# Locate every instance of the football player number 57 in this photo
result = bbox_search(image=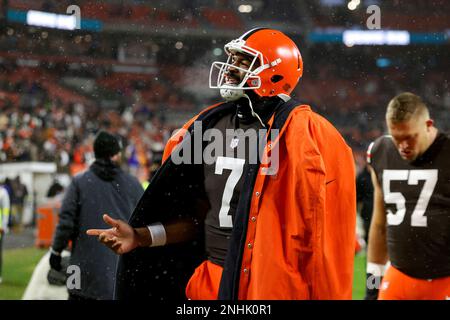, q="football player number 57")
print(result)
[383,169,438,227]
[215,156,245,228]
